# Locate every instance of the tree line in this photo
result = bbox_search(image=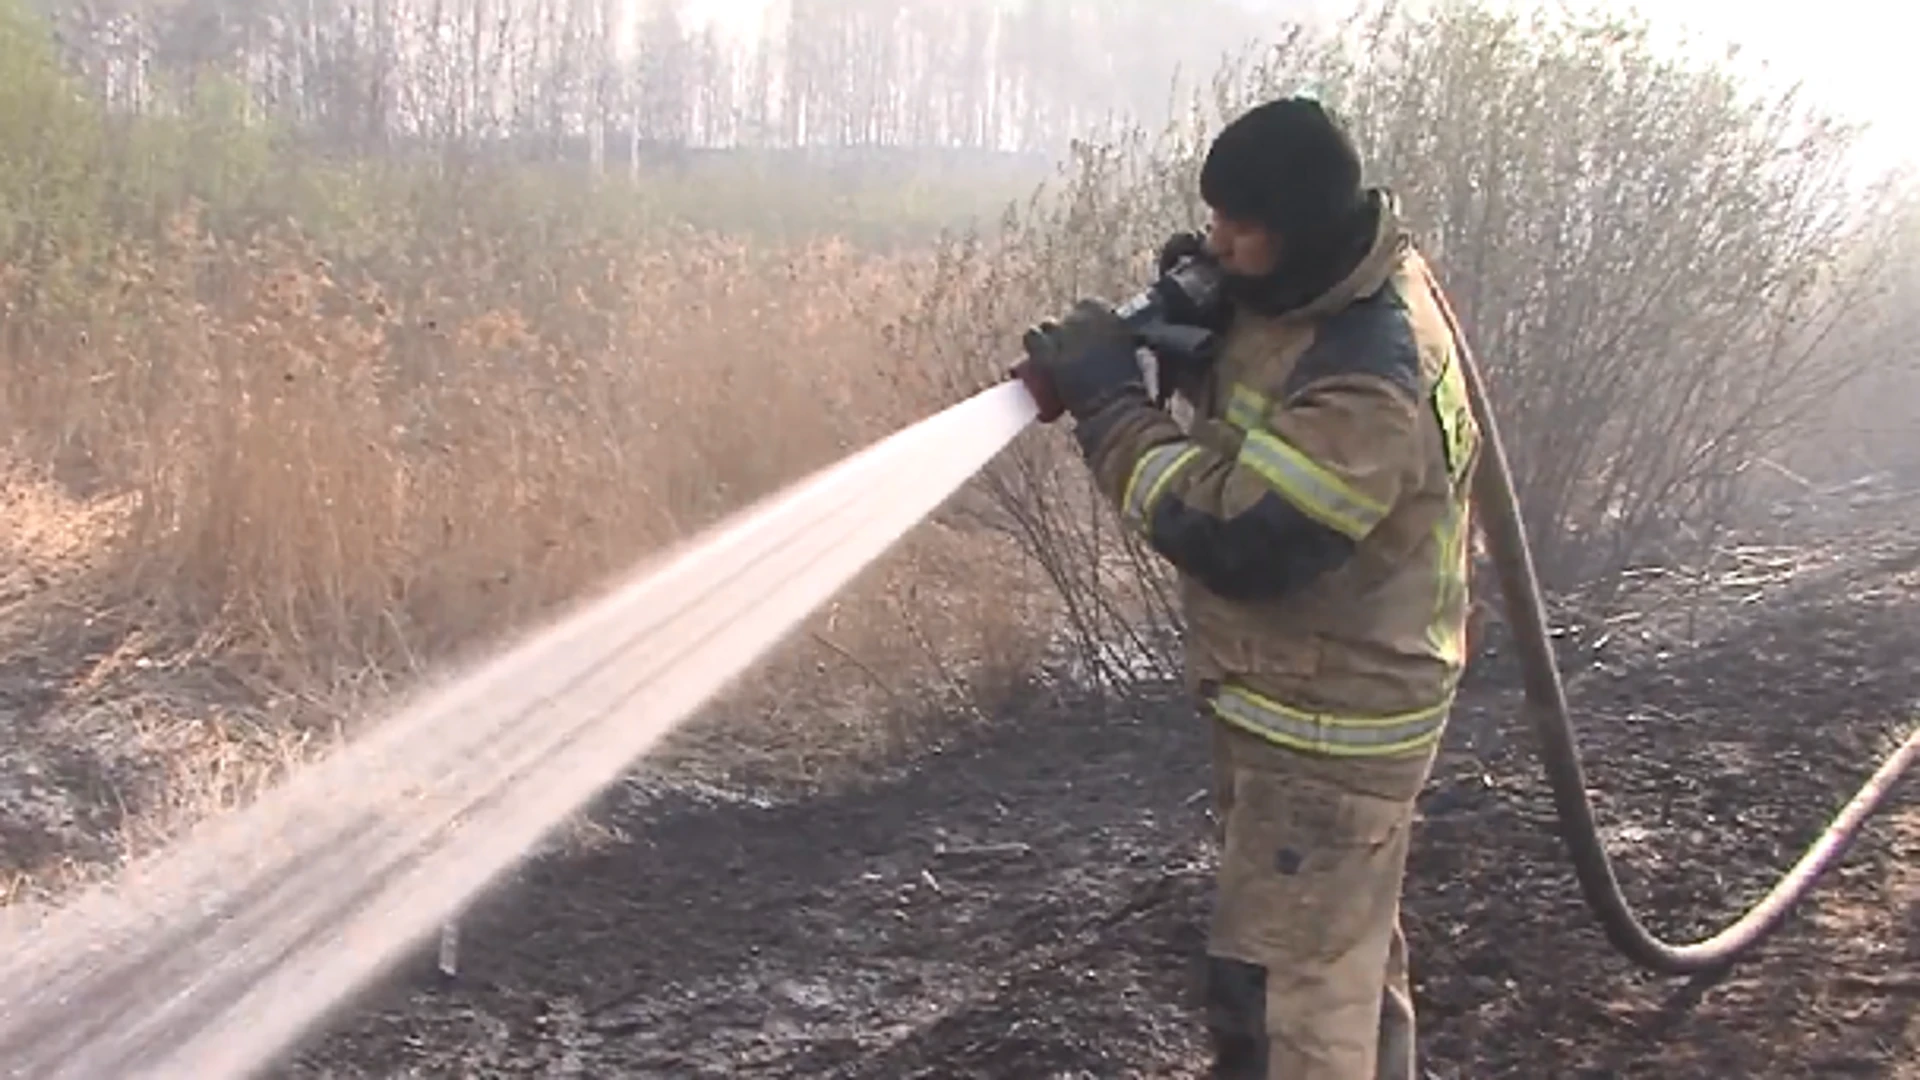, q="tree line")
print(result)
[35,0,1281,160]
